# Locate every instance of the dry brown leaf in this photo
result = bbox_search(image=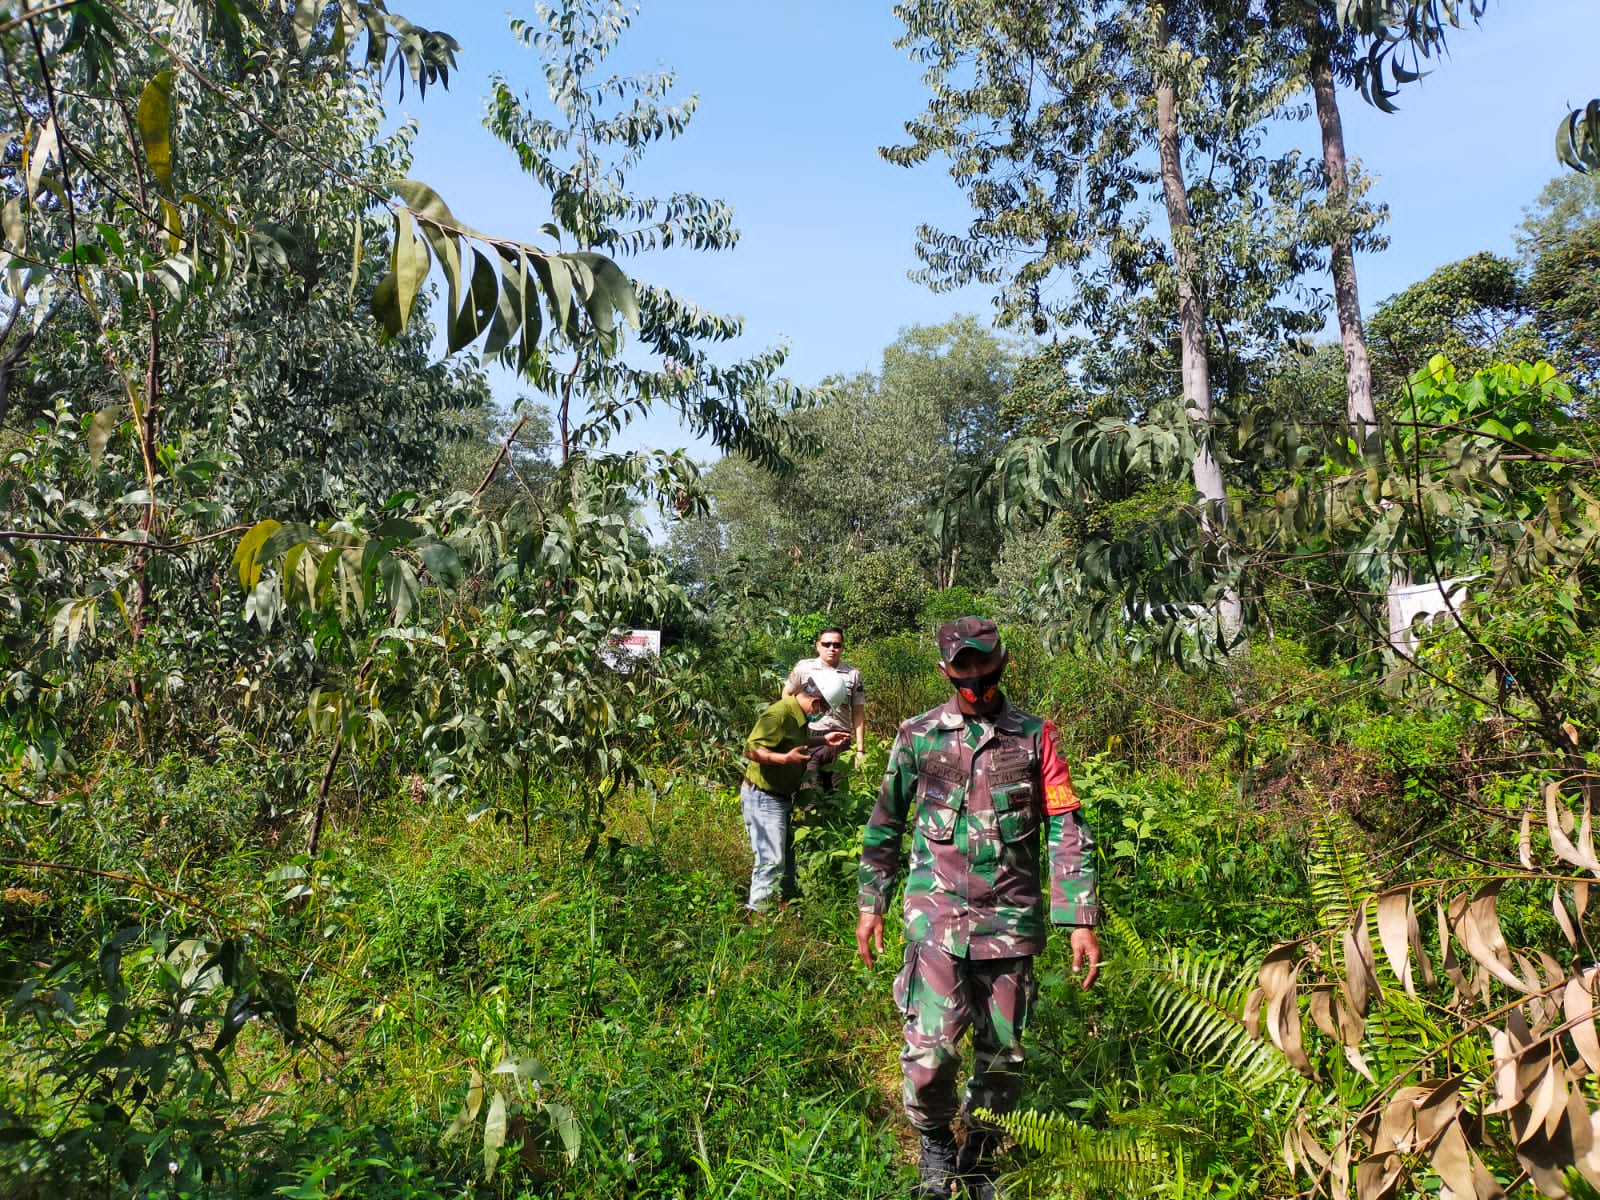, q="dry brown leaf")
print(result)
[1441,897,1470,999]
[1582,795,1597,875]
[1515,1091,1588,1199]
[1310,984,1339,1041]
[1469,1153,1507,1200]
[1568,1088,1596,1175]
[1511,1009,1536,1048]
[1546,782,1600,876]
[1257,945,1311,1073]
[1487,1028,1524,1114]
[1553,884,1581,950]
[1377,890,1417,997]
[1569,970,1600,1078]
[1521,808,1535,870]
[1540,951,1568,987]
[1375,1086,1427,1153]
[1296,1114,1332,1170]
[1331,1131,1353,1198]
[1515,951,1547,996]
[1268,962,1313,1077]
[1344,1043,1376,1082]
[1523,1062,1566,1145]
[1243,985,1265,1040]
[1343,901,1383,1016]
[1356,1152,1403,1200]
[1563,720,1581,746]
[1430,1120,1478,1198]
[1336,991,1367,1047]
[1576,881,1590,922]
[1417,1078,1463,1147]
[1456,881,1535,994]
[1577,1106,1600,1189]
